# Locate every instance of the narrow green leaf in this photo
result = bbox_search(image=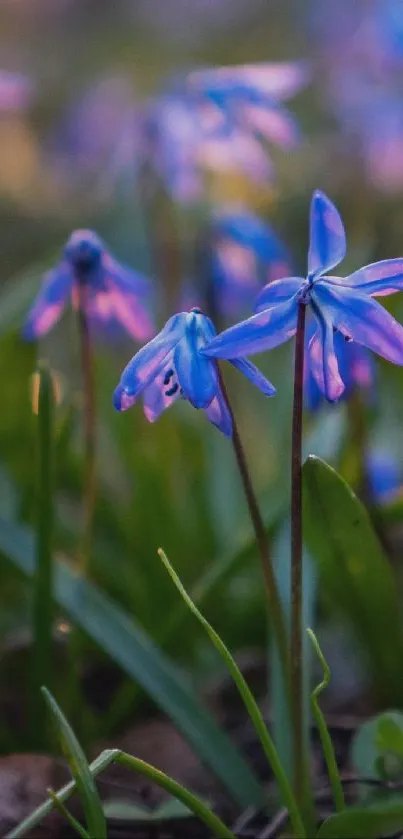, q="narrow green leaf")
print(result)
[157,549,305,839]
[42,688,107,839]
[317,800,403,838]
[47,788,90,838]
[30,363,54,749]
[8,748,234,839]
[0,516,262,808]
[303,456,403,703]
